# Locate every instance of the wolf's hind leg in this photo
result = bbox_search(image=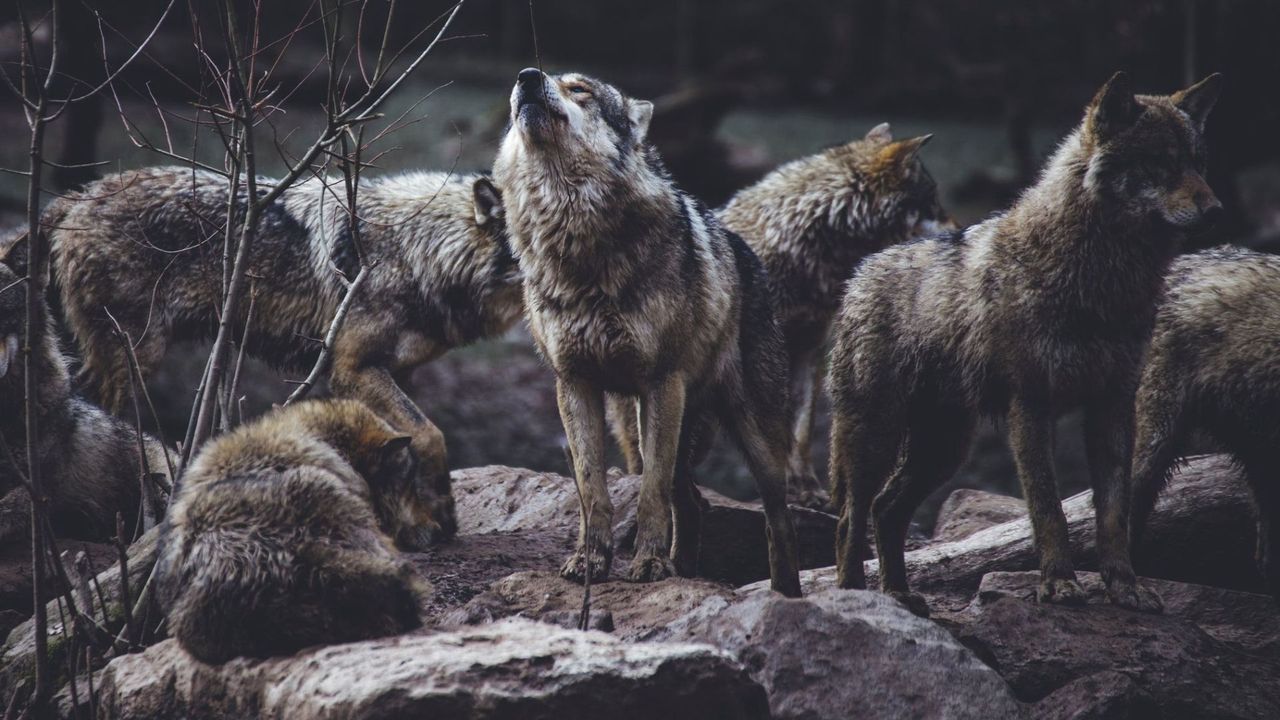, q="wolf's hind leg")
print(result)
[829,404,902,591]
[786,351,831,510]
[628,375,686,583]
[556,377,614,584]
[871,404,971,616]
[606,394,643,475]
